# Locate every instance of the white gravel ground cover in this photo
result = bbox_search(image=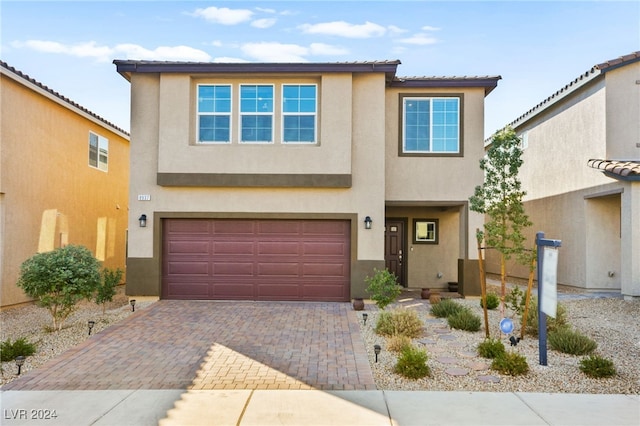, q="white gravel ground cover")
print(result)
[360,287,640,394]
